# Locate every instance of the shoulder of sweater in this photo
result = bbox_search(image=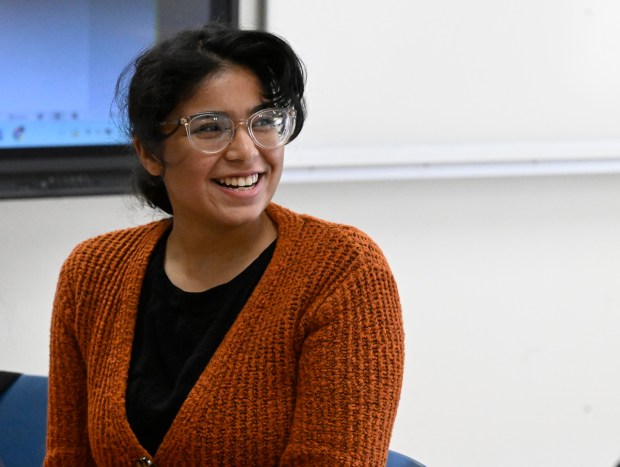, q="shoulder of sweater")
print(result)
[268,203,389,268]
[62,219,170,274]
